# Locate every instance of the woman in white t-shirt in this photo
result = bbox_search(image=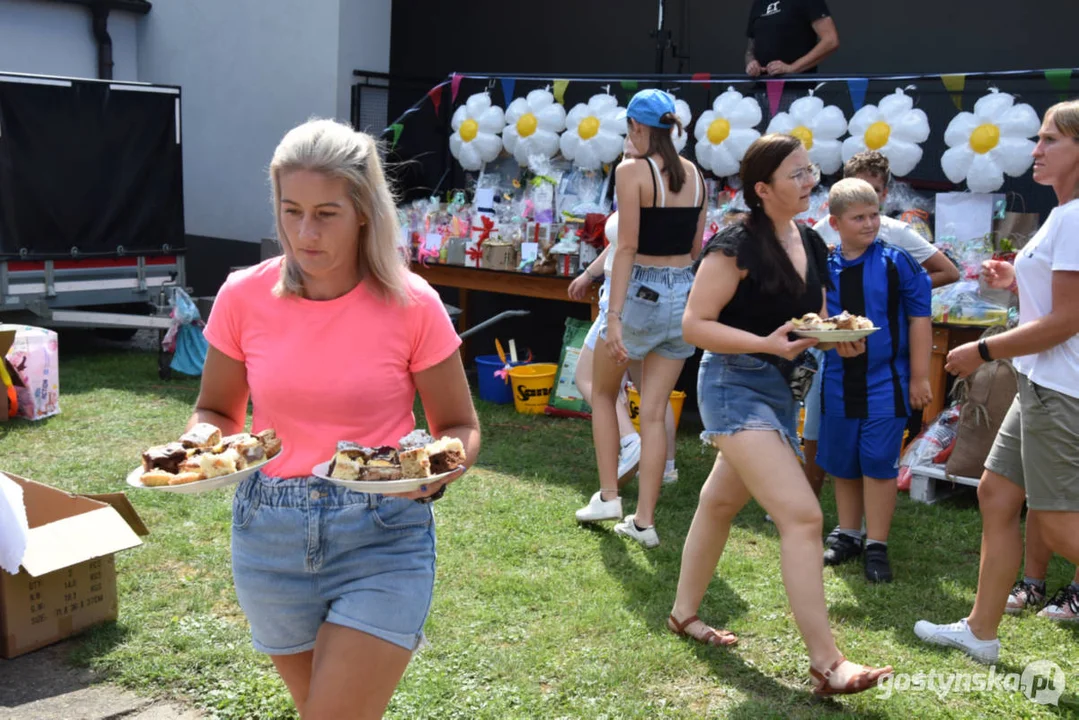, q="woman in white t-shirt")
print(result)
[915,100,1079,664]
